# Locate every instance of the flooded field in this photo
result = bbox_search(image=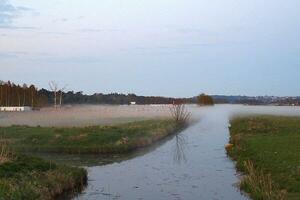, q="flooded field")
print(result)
[71,105,300,200]
[4,105,300,200]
